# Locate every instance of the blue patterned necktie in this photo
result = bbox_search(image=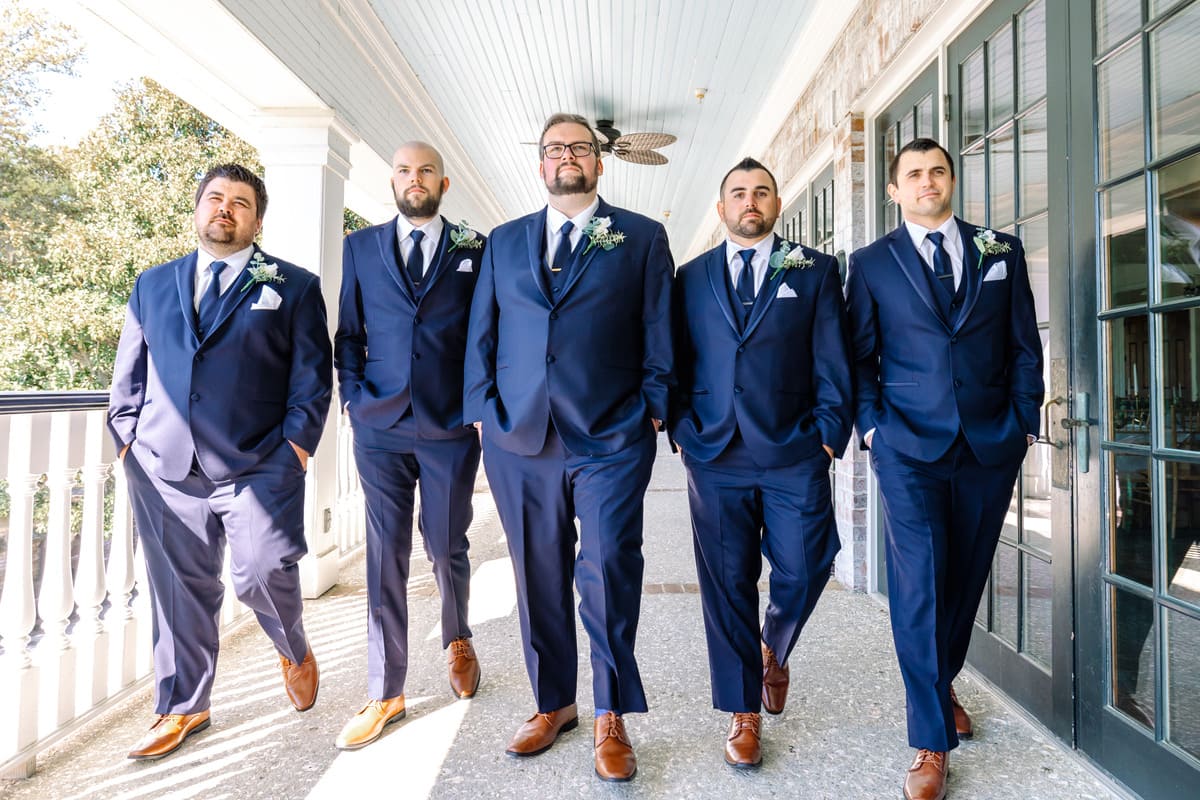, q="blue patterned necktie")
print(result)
[735,249,756,320]
[407,229,426,284]
[197,260,227,337]
[551,220,574,273]
[926,231,954,299]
